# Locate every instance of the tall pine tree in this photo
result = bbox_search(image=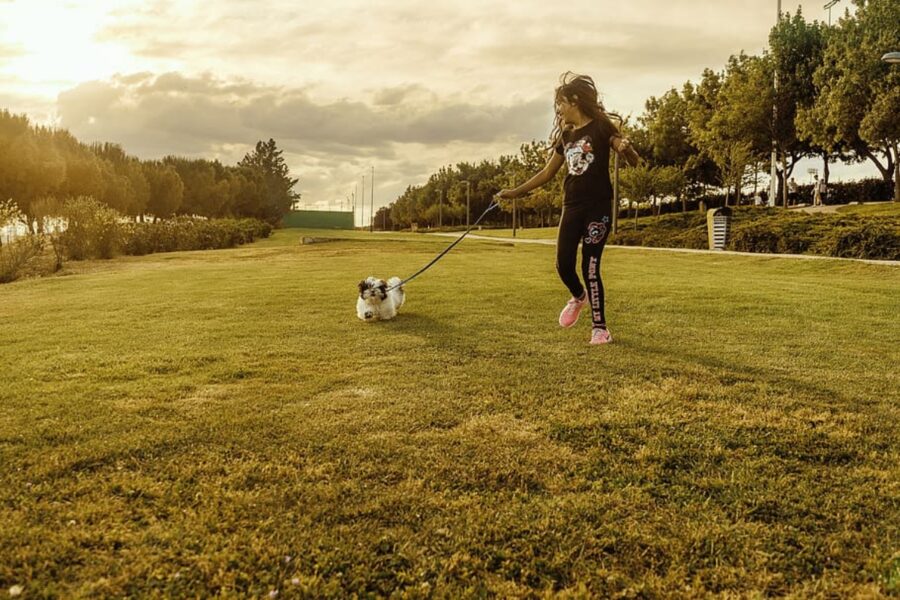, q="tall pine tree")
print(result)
[238,139,300,224]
